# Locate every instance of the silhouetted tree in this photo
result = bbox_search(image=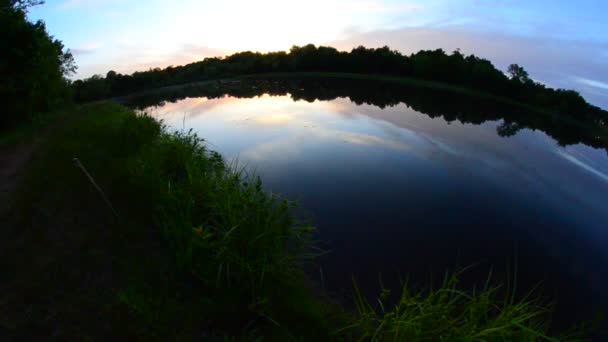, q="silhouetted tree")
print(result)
[507,64,530,83]
[1,0,75,128]
[496,121,523,137]
[2,0,43,11]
